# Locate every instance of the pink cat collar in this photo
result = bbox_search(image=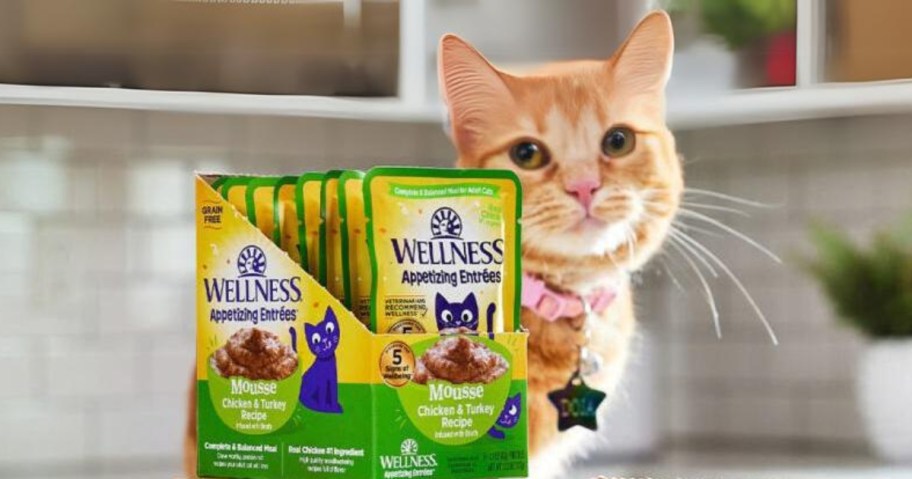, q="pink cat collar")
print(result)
[521,273,617,322]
